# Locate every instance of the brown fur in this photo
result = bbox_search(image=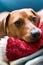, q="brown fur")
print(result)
[0,9,40,42]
